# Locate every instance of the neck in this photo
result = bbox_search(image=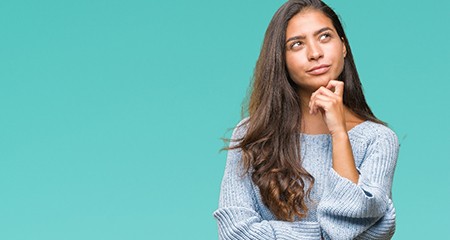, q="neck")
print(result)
[298,90,329,134]
[300,110,330,135]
